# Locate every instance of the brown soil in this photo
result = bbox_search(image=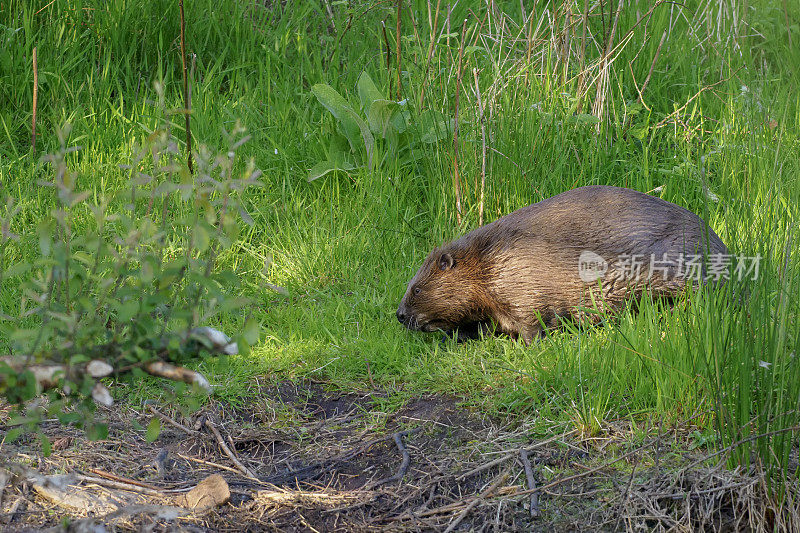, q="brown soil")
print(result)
[0,379,792,532]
